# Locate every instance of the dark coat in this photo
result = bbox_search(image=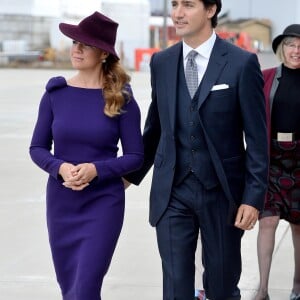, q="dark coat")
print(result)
[127,36,269,226]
